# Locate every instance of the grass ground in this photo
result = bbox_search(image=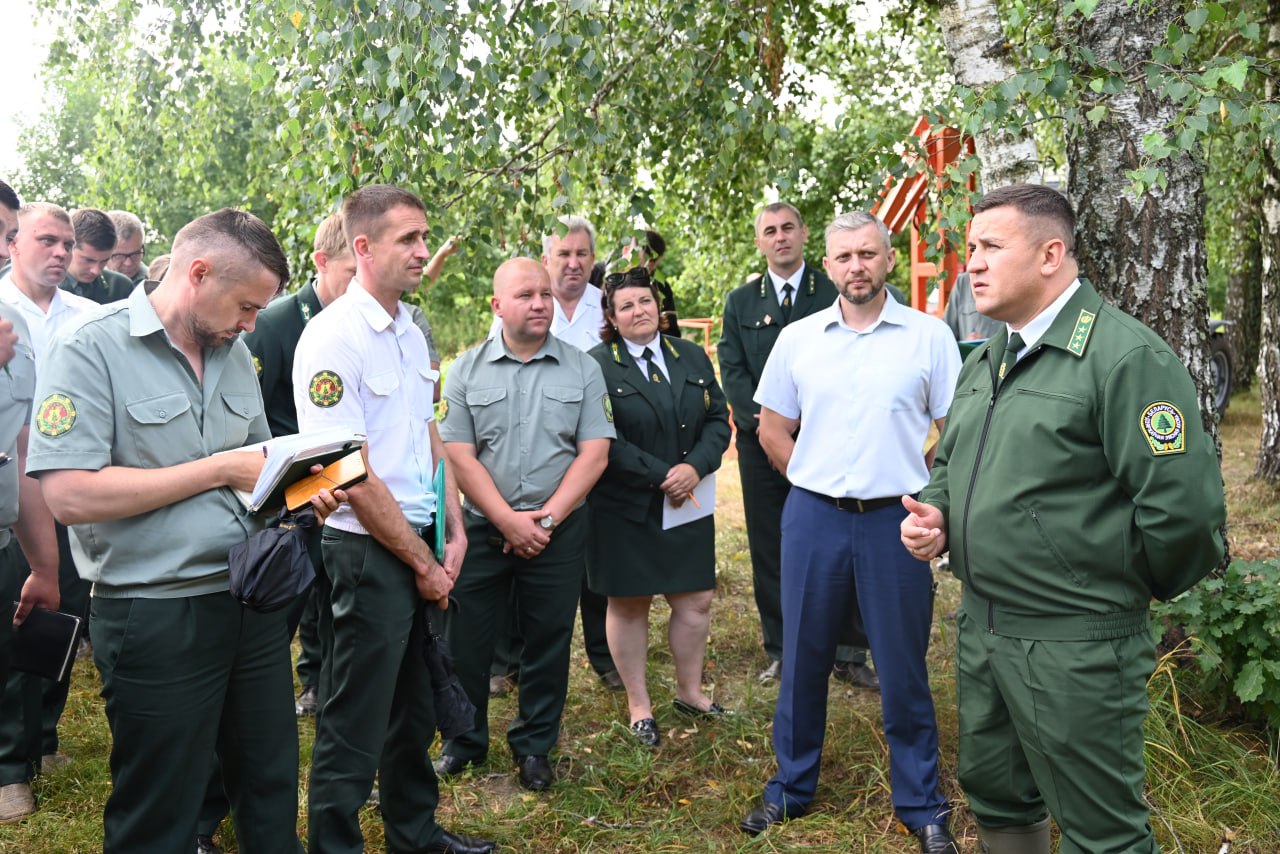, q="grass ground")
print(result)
[4,392,1280,852]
